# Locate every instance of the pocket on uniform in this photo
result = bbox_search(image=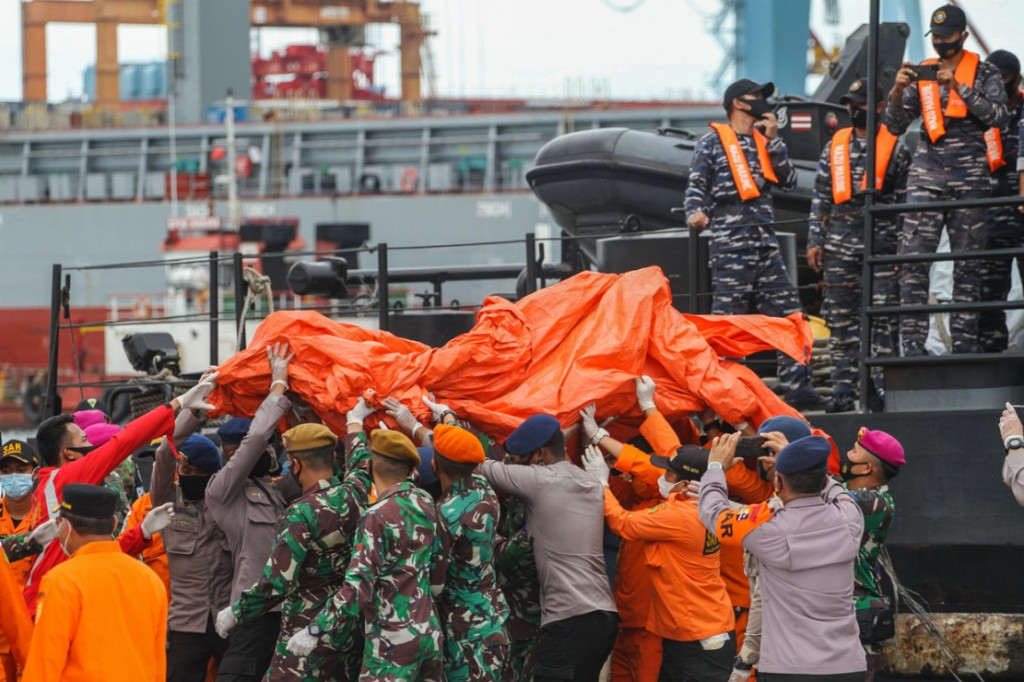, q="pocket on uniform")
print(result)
[245,497,278,525]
